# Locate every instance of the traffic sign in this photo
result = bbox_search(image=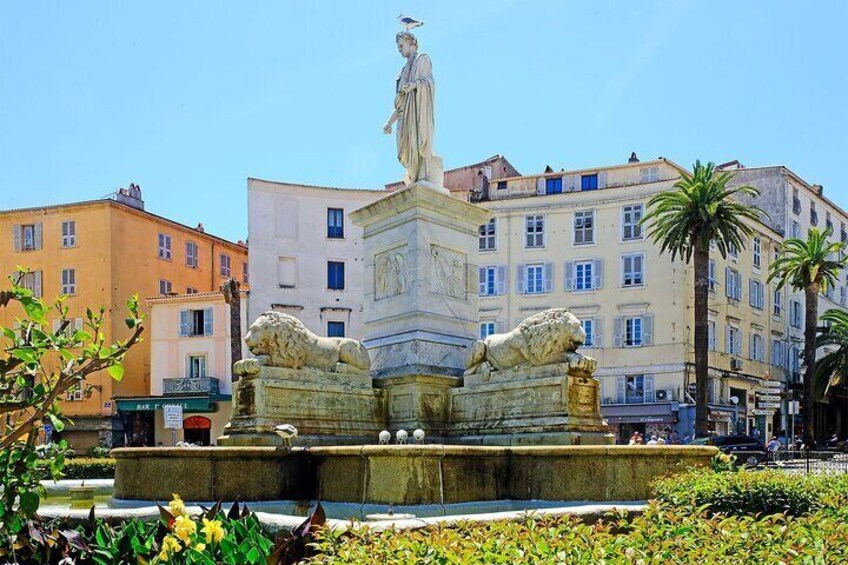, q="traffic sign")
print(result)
[759,381,784,390]
[751,409,772,416]
[757,394,782,402]
[163,405,184,429]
